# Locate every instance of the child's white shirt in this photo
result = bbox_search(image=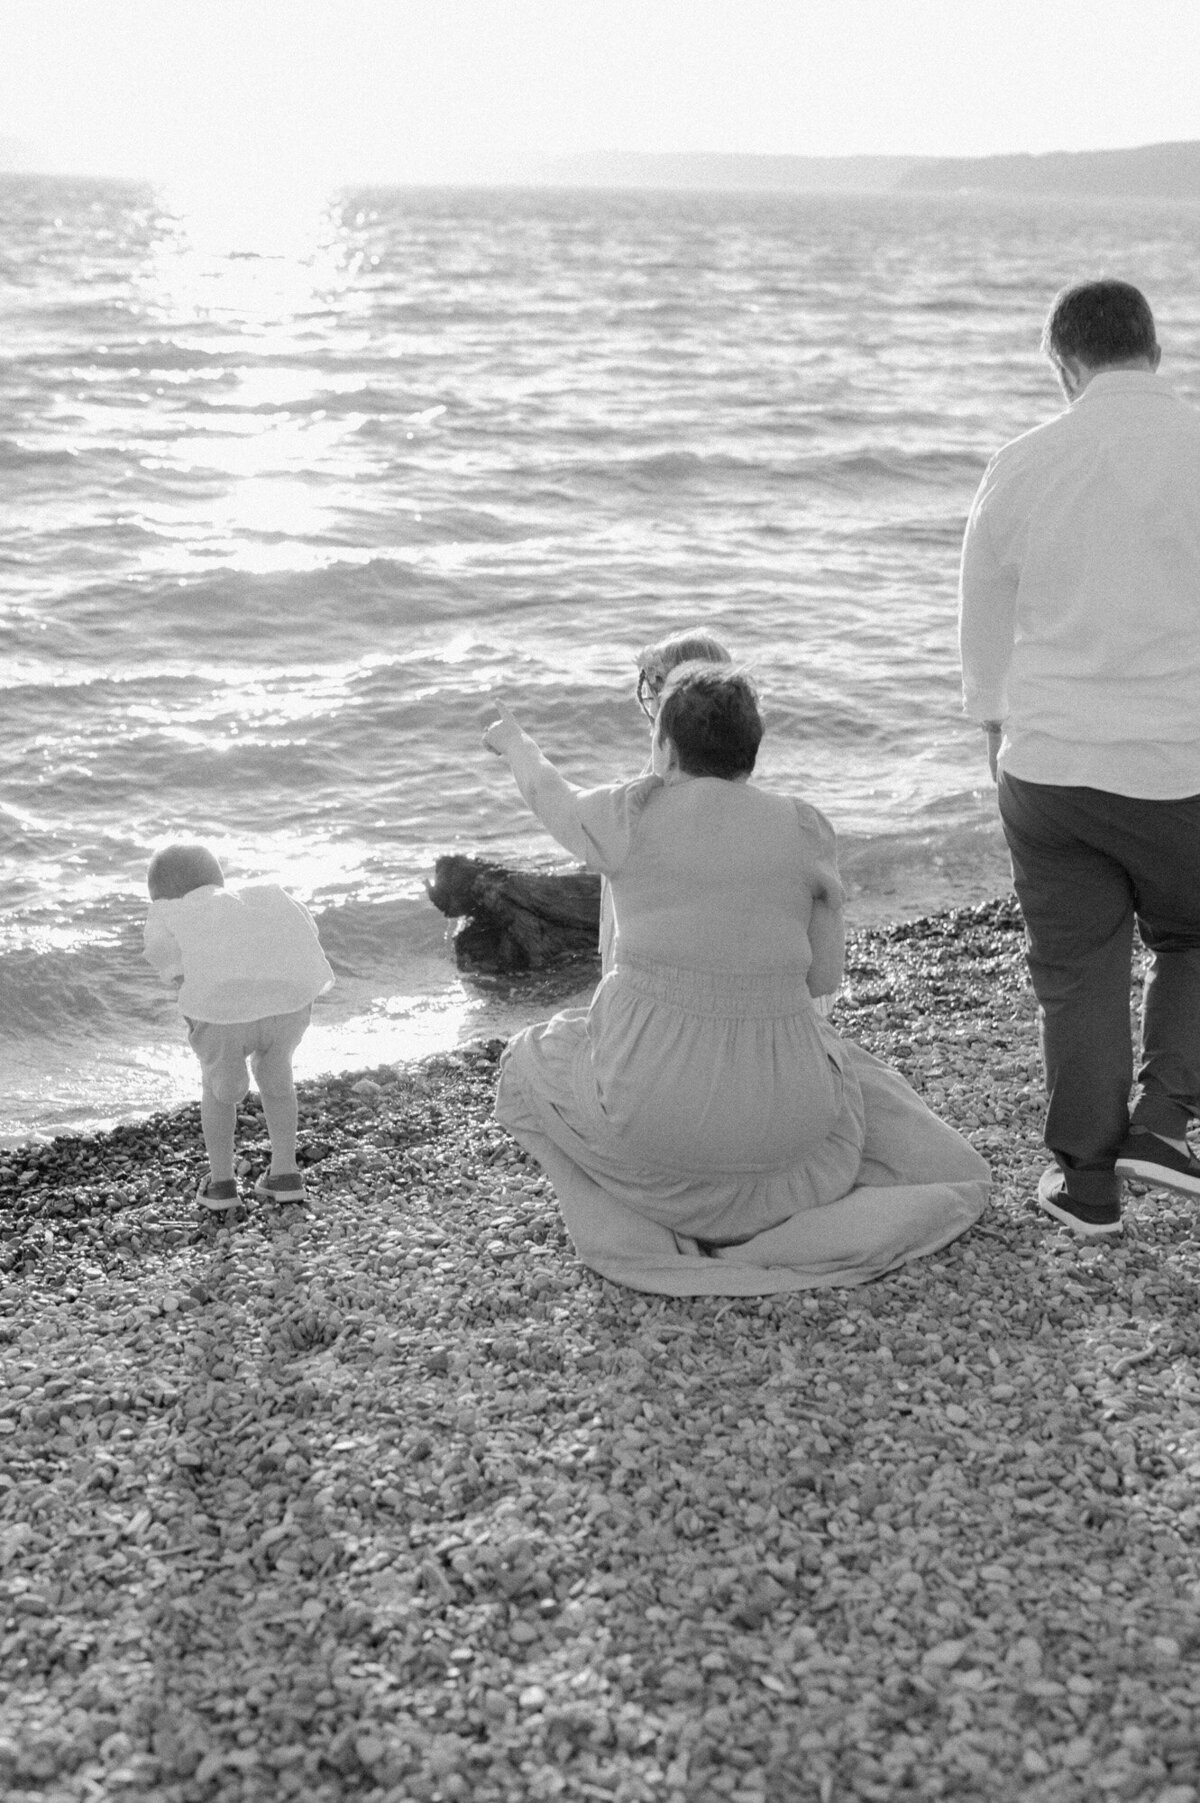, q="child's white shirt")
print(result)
[143,884,334,1023]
